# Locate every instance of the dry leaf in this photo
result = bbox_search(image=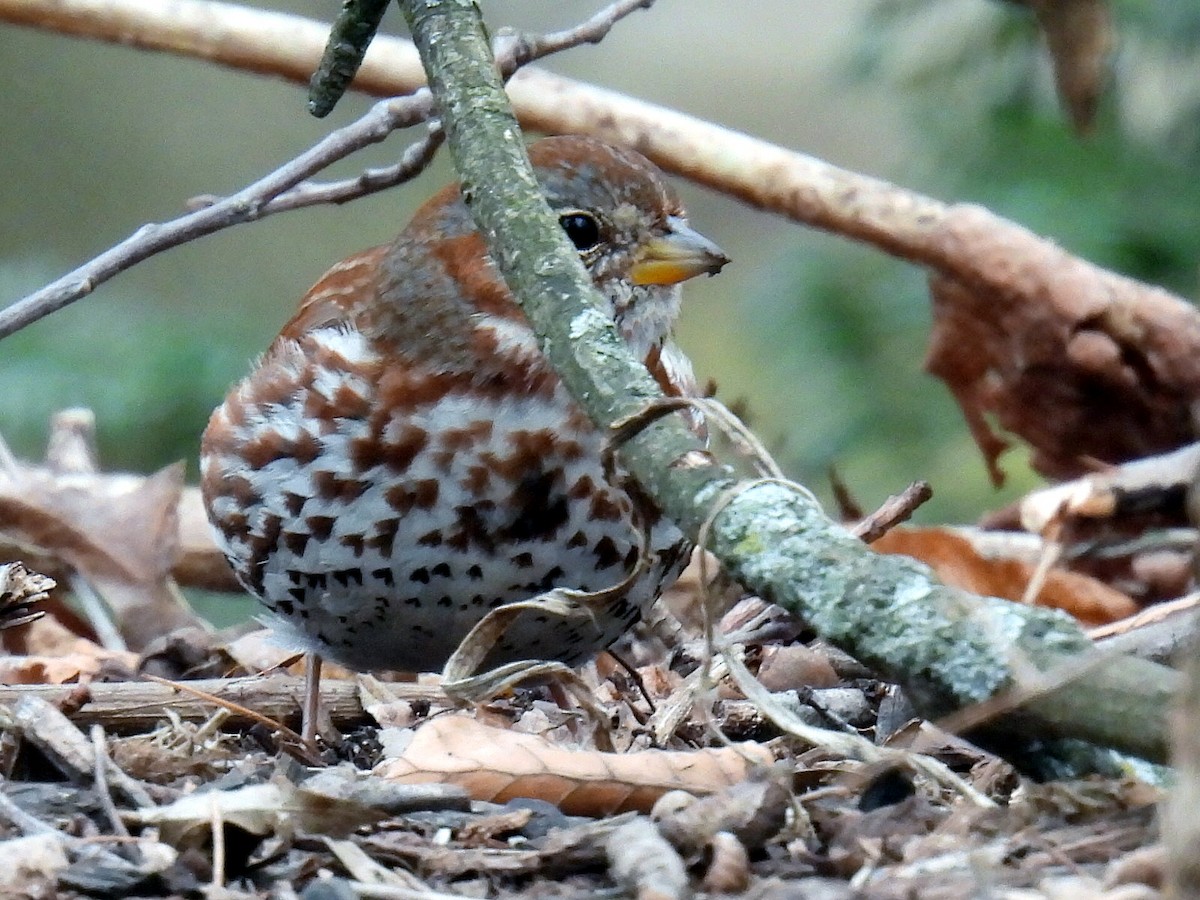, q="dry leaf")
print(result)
[0,613,137,684]
[0,652,126,686]
[925,249,1200,485]
[872,526,1137,626]
[0,459,200,648]
[0,463,181,585]
[133,782,294,846]
[1019,442,1200,533]
[0,561,53,630]
[221,628,307,674]
[375,714,773,816]
[133,773,388,846]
